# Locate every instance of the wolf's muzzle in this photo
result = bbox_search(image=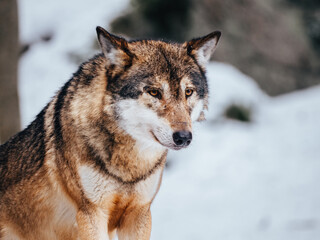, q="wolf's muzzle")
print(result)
[172,131,192,147]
